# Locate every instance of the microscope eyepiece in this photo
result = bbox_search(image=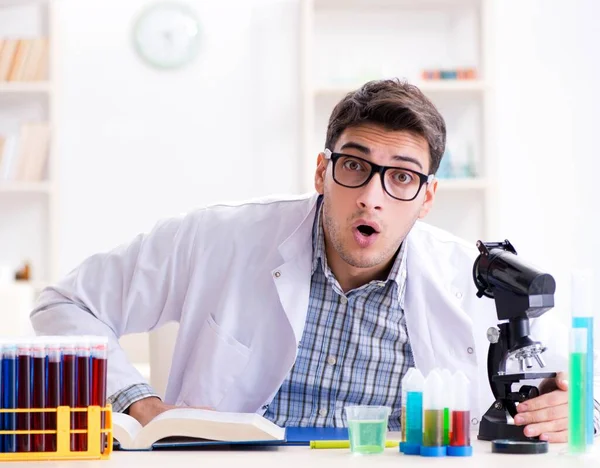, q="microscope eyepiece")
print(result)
[473,240,555,320]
